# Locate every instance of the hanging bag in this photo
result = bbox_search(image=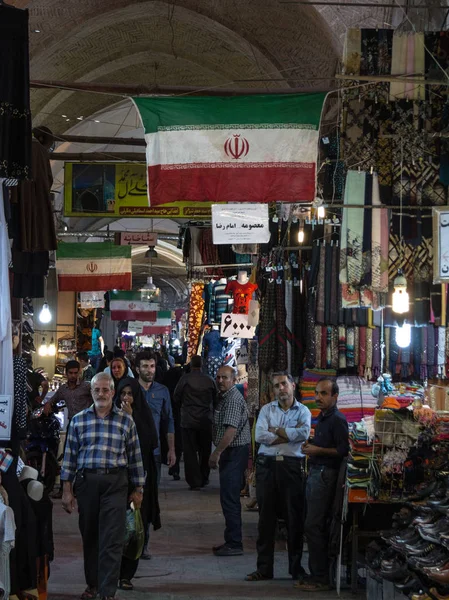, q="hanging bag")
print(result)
[123,507,145,560]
